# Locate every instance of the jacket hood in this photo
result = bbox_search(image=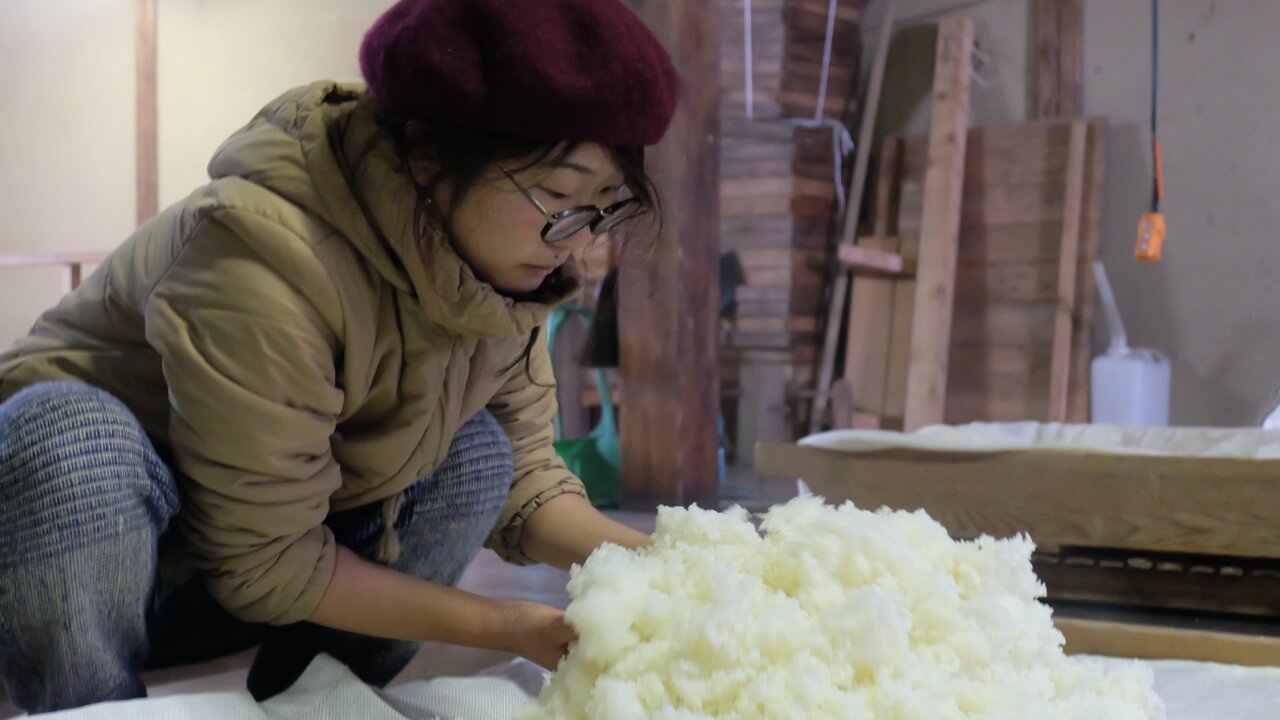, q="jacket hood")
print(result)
[207,81,582,337]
